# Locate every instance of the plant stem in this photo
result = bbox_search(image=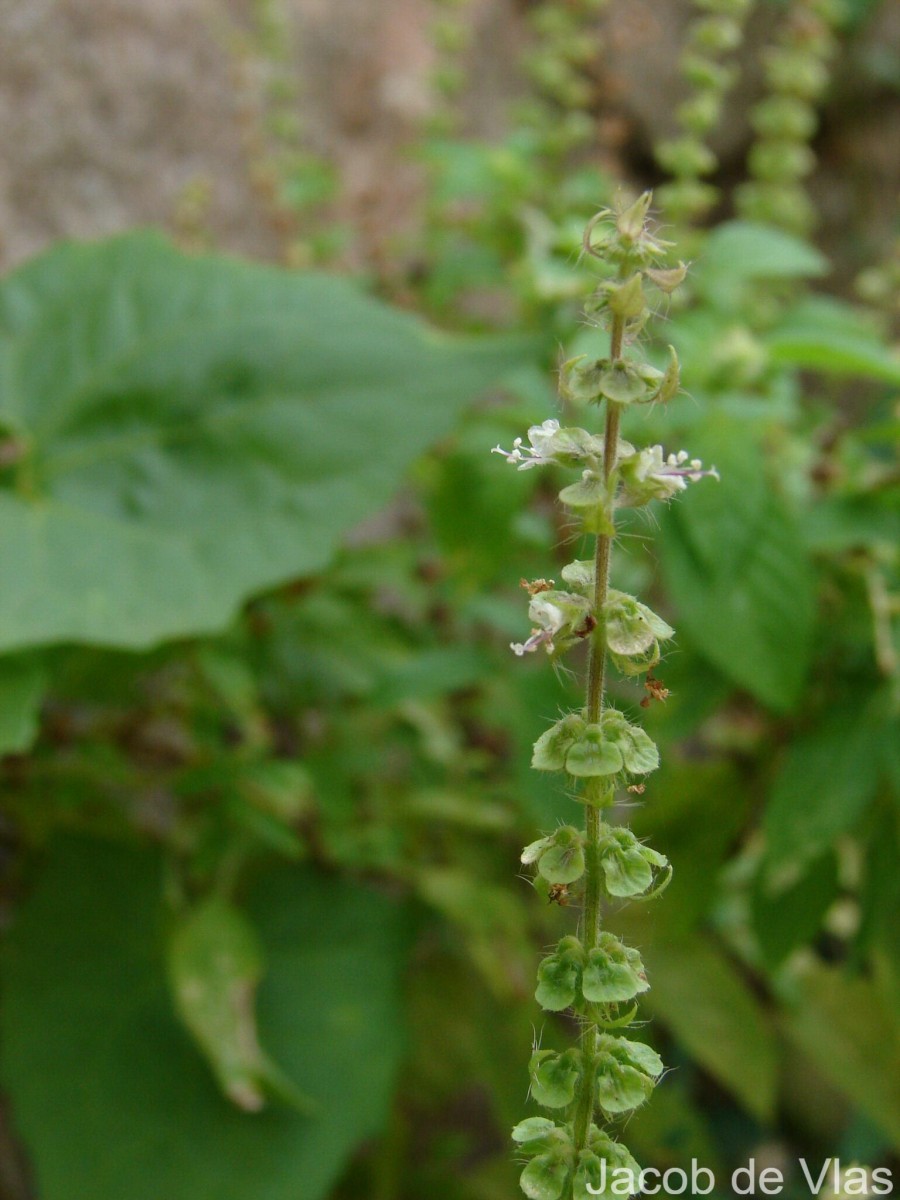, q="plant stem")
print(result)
[571,314,625,1162]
